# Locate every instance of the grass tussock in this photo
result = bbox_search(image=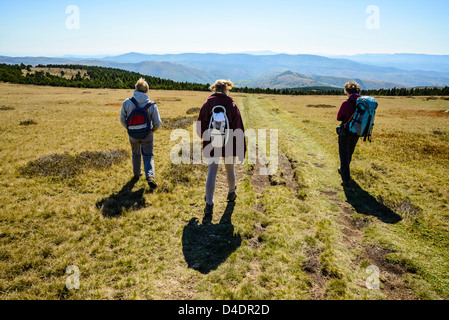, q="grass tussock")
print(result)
[165,161,207,185]
[19,150,128,178]
[377,196,423,220]
[306,104,336,108]
[376,132,449,162]
[0,106,15,111]
[162,116,197,130]
[19,120,37,126]
[155,97,182,103]
[186,107,201,115]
